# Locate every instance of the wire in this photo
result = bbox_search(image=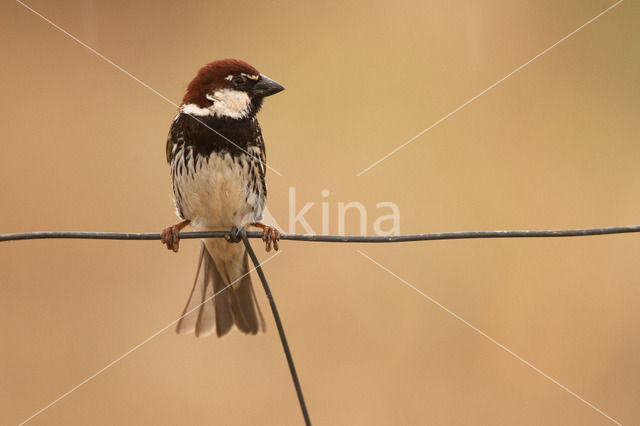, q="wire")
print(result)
[4,223,639,426]
[239,229,312,426]
[1,225,640,243]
